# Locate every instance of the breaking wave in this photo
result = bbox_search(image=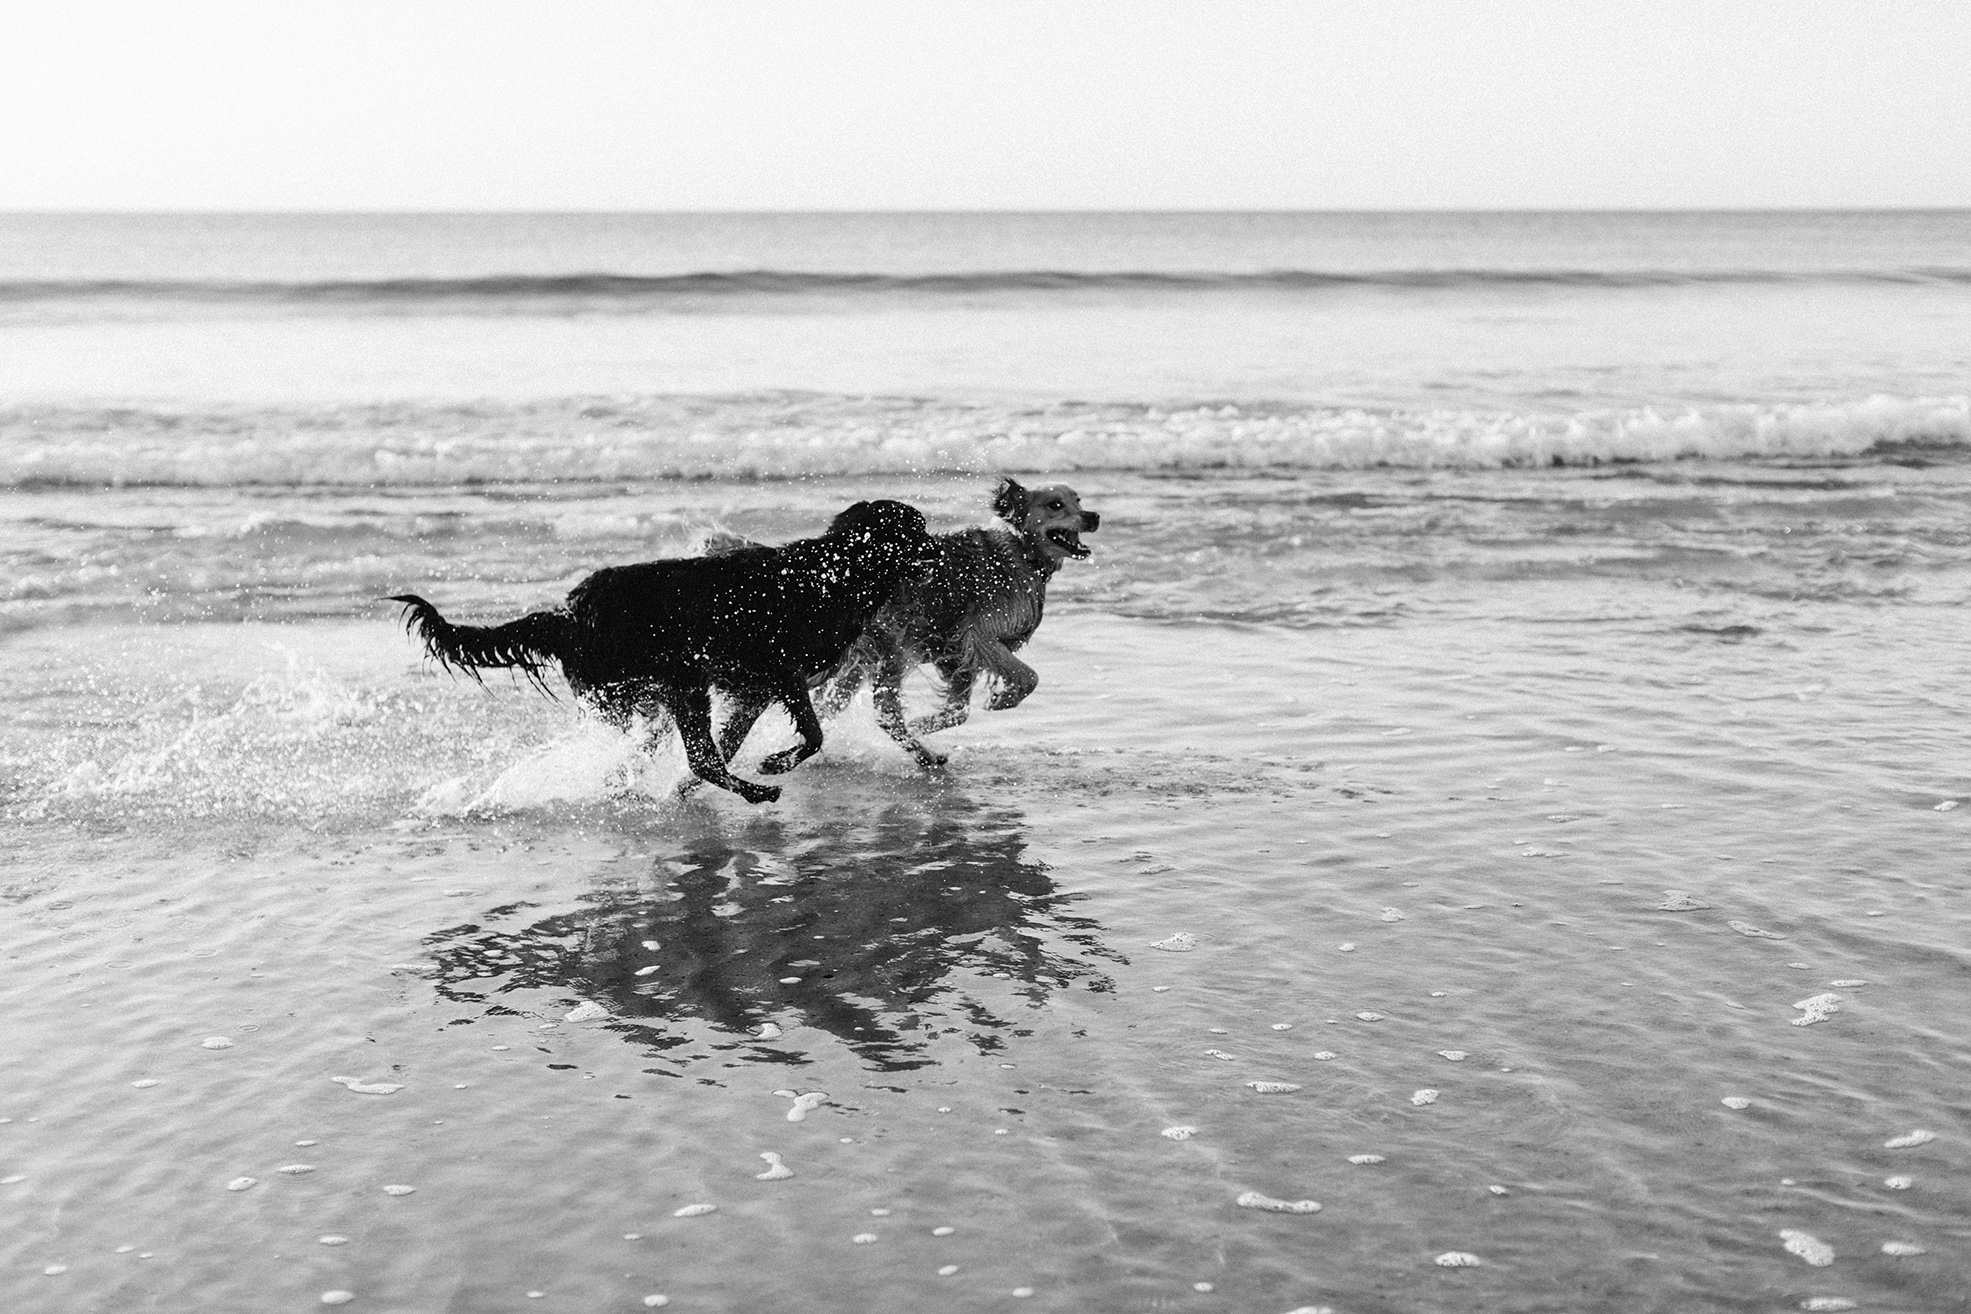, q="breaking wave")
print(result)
[3,393,1966,487]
